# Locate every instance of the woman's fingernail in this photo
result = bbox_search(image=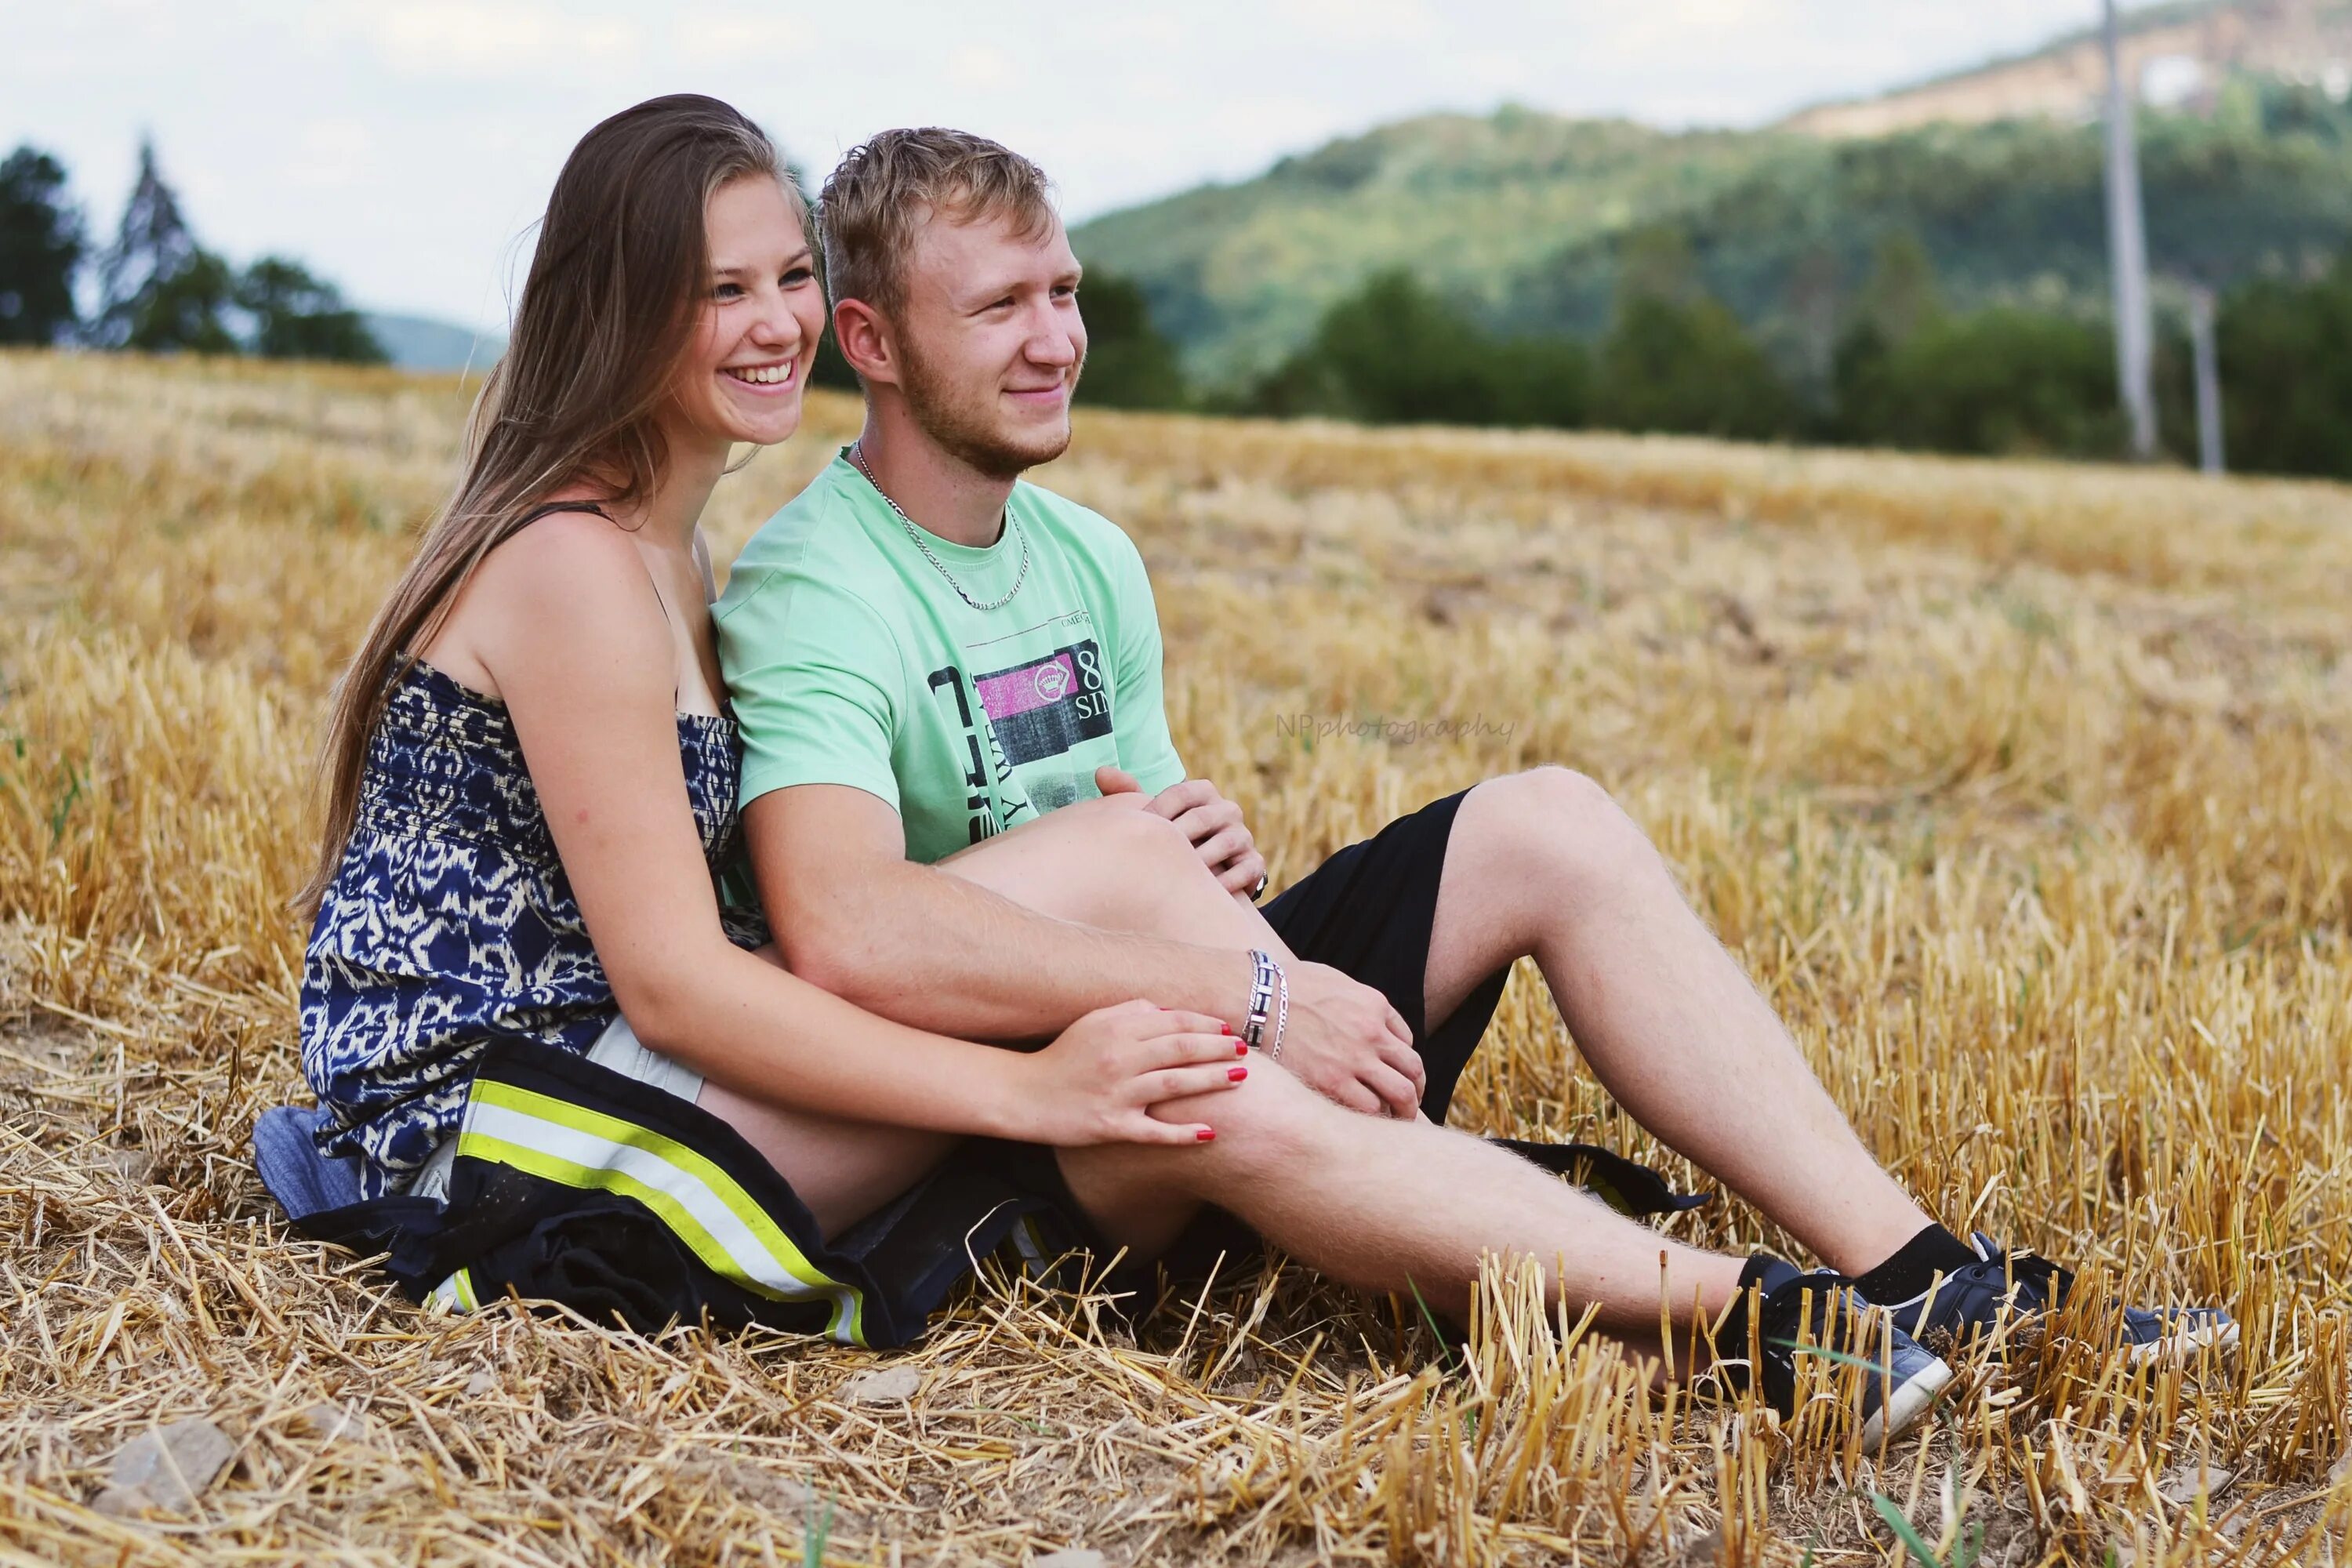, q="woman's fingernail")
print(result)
[1196,1127,1216,1142]
[1235,1040,1248,1055]
[1220,1023,1233,1035]
[1229,1065,1249,1081]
